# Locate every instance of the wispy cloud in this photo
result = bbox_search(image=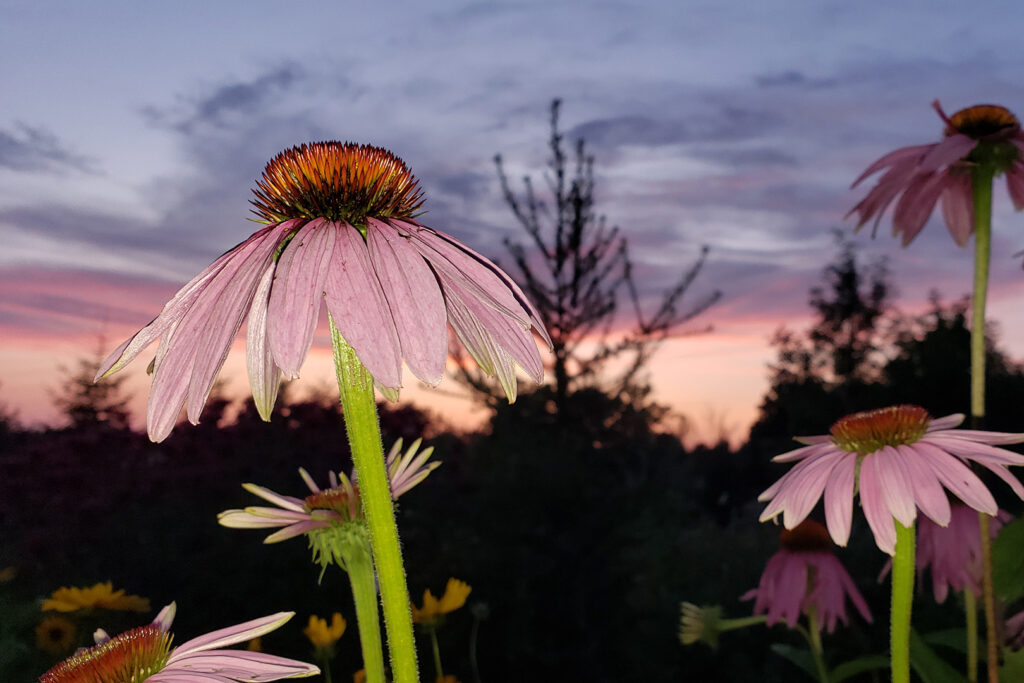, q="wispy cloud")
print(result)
[0,123,97,174]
